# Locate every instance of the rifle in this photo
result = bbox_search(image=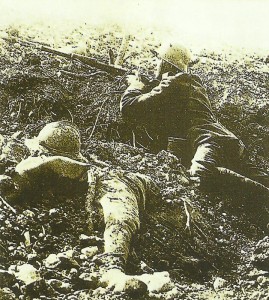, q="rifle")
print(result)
[3,37,157,83]
[5,37,128,77]
[39,42,155,82]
